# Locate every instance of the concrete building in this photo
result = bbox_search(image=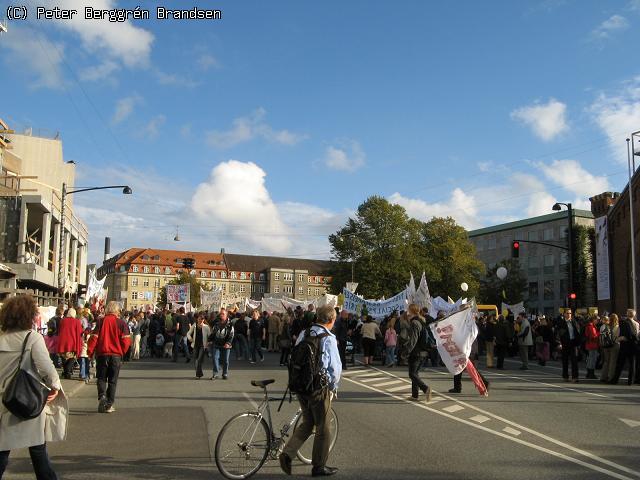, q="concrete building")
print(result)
[97,247,334,311]
[468,210,594,317]
[0,123,88,304]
